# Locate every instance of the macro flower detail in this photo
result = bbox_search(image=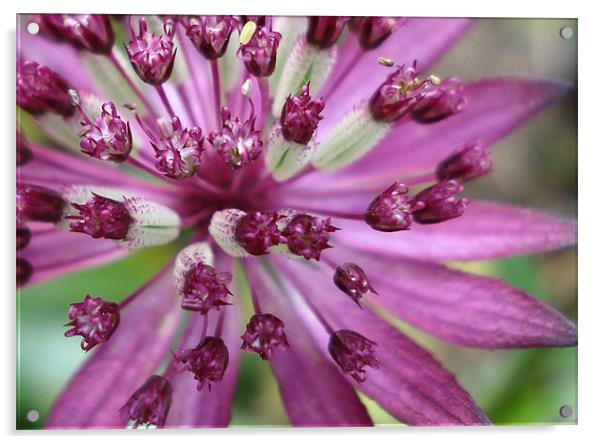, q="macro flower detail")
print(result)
[64,294,121,351]
[237,21,282,77]
[18,15,578,430]
[411,180,469,224]
[34,14,114,54]
[208,106,263,169]
[306,17,349,49]
[241,313,289,360]
[120,375,173,428]
[184,15,239,60]
[436,140,493,182]
[282,214,339,261]
[125,17,176,85]
[175,336,229,391]
[333,263,377,306]
[17,60,74,116]
[328,329,380,383]
[75,99,133,163]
